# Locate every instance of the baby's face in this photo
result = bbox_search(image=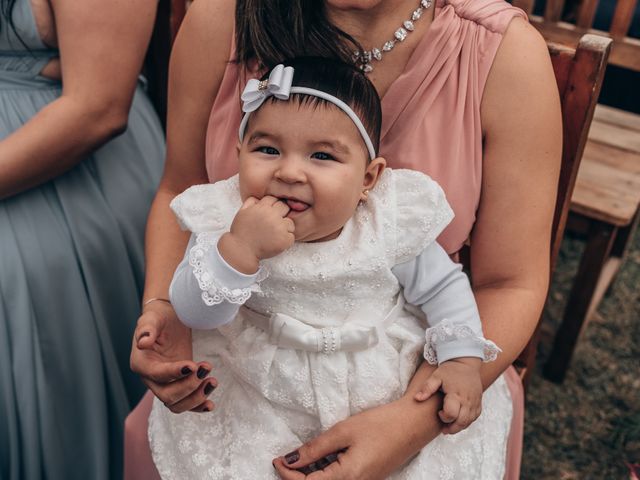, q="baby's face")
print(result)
[238,100,384,242]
